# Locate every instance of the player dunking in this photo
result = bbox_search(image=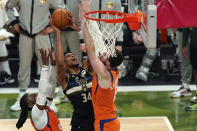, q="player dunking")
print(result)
[79,2,123,131]
[16,48,63,131]
[50,17,94,131]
